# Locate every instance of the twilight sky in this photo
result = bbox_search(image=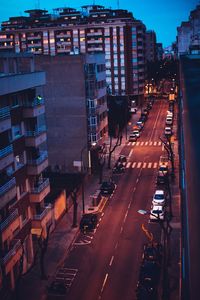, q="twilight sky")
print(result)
[0,0,199,47]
